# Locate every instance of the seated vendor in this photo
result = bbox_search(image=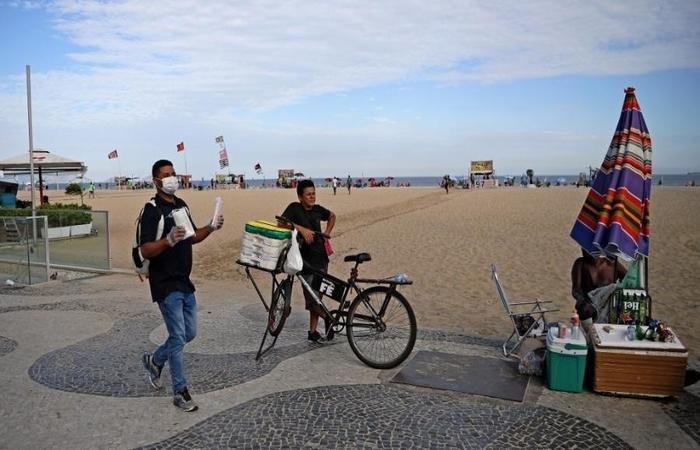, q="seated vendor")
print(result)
[572,249,700,387]
[571,249,626,330]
